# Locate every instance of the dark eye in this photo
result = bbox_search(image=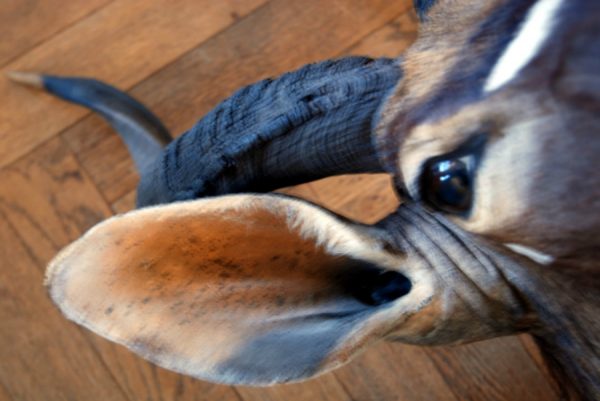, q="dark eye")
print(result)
[420,157,473,214]
[418,133,487,216]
